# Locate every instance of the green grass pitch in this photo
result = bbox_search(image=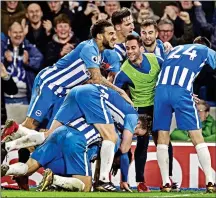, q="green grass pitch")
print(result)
[1,189,215,197]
